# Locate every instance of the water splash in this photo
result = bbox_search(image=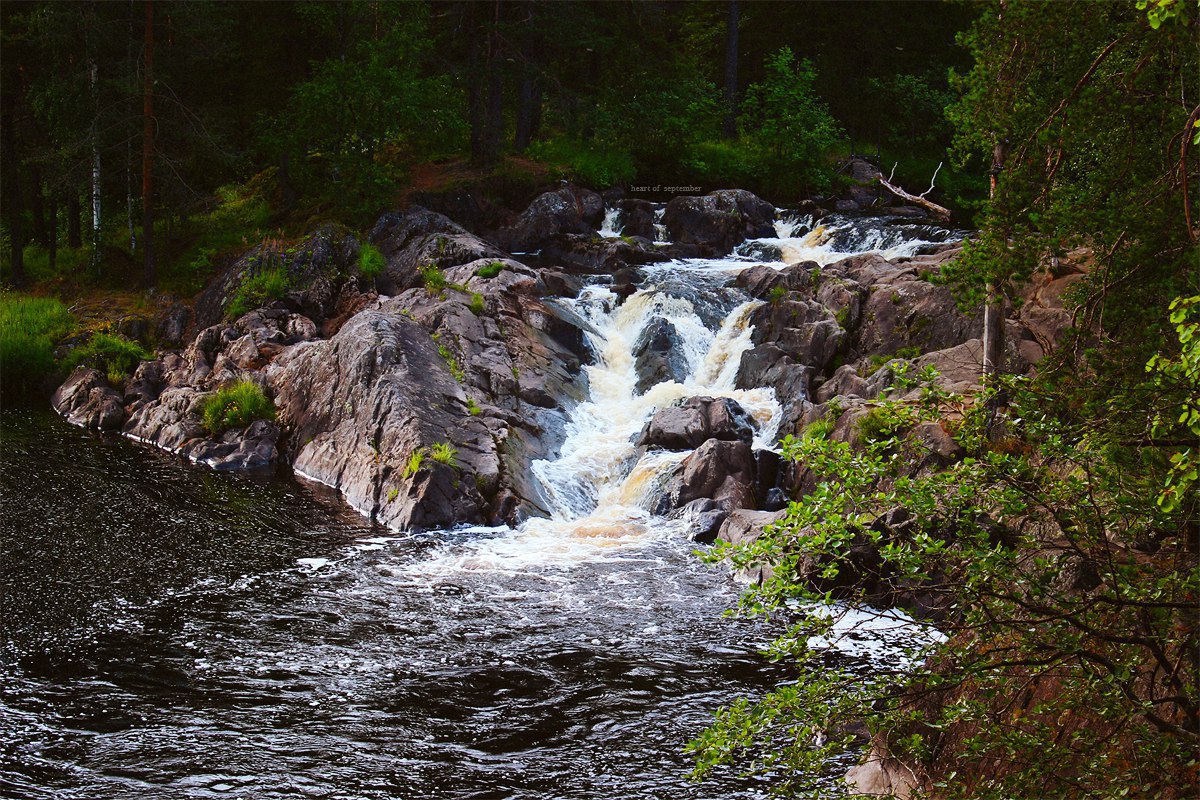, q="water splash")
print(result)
[599,207,623,238]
